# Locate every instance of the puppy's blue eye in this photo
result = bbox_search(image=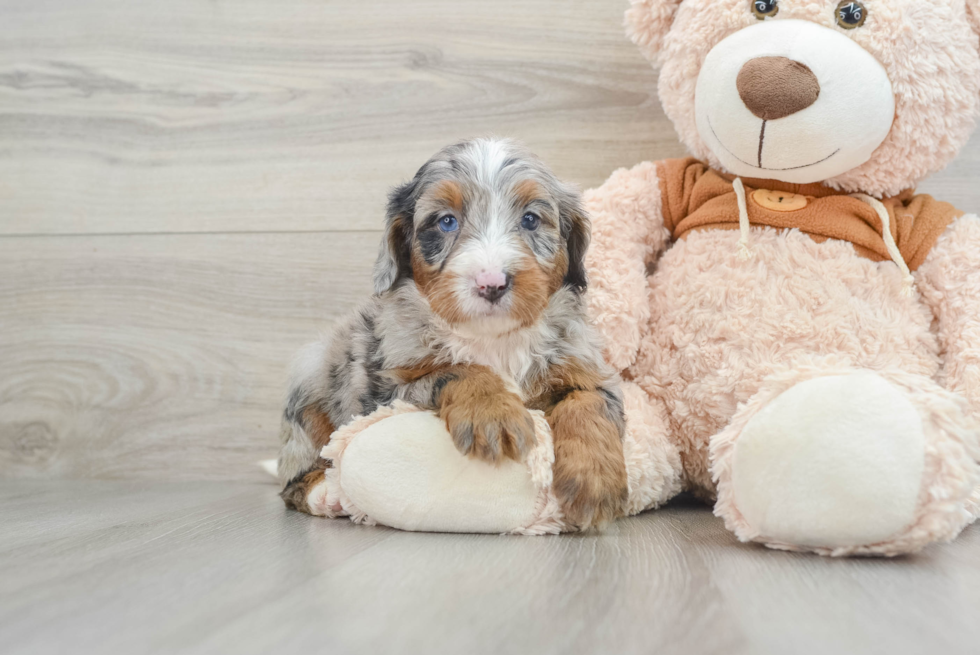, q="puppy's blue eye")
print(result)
[521,212,540,231]
[438,215,458,232]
